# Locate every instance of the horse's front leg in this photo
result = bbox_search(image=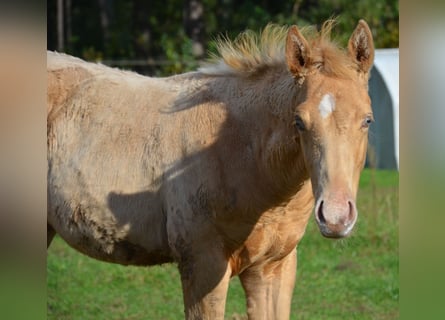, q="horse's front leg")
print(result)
[177,242,232,320]
[239,249,297,320]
